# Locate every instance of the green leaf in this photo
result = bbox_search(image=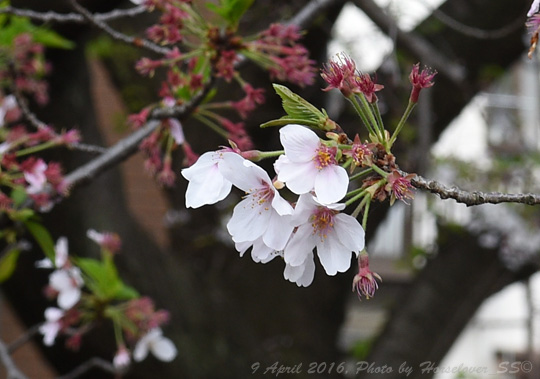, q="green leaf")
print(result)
[23,220,55,261]
[10,186,27,207]
[10,208,34,221]
[272,84,326,125]
[76,256,137,301]
[206,0,254,27]
[0,16,74,49]
[0,247,20,283]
